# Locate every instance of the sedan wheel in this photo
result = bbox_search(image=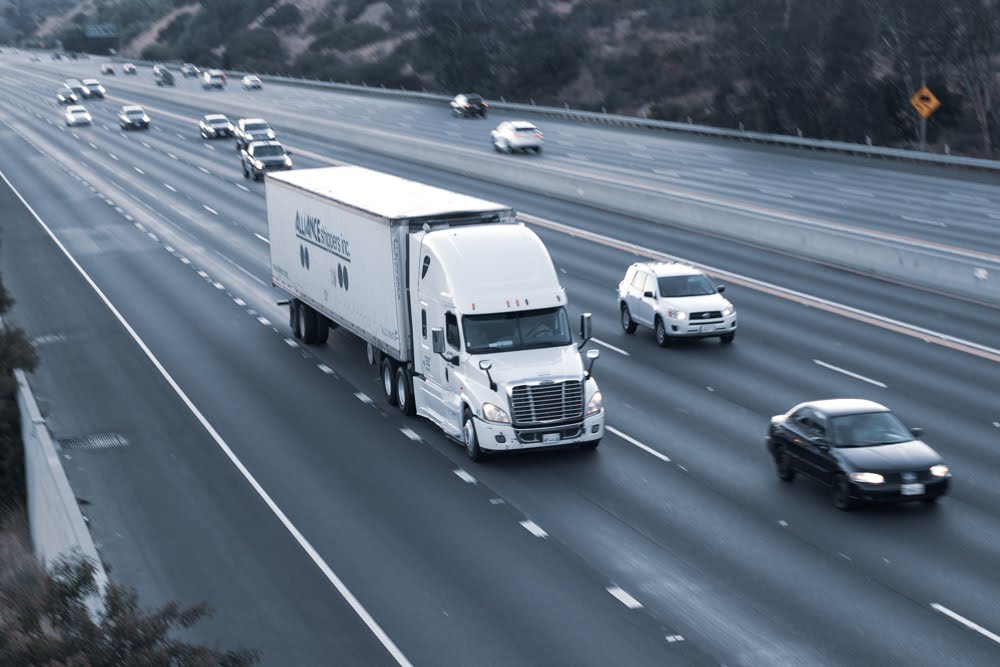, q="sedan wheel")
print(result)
[832,474,858,511]
[774,448,795,482]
